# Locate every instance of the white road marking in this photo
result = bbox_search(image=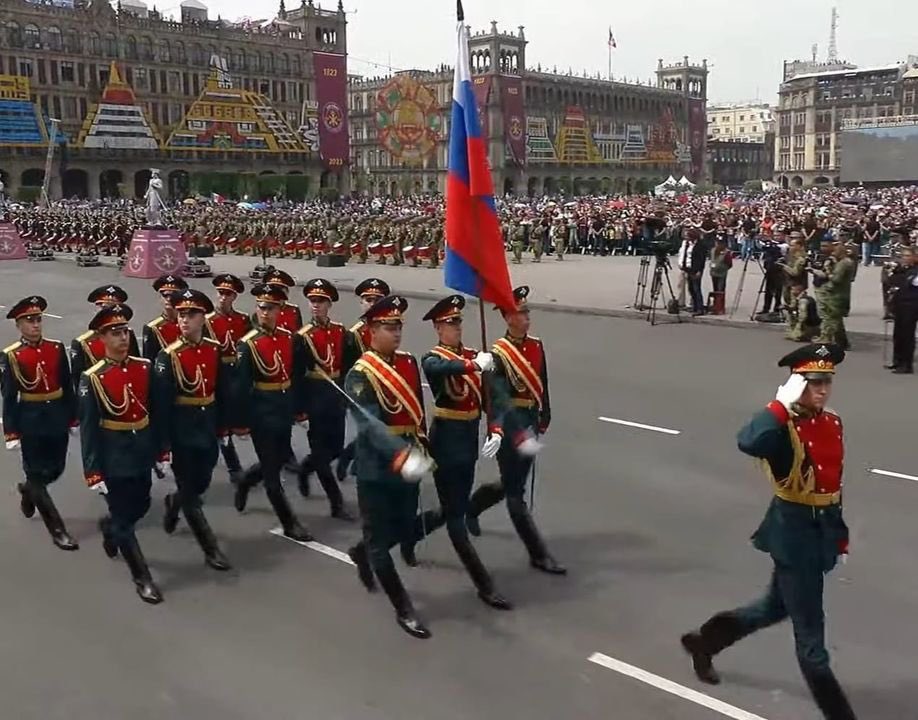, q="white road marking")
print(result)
[869,468,918,483]
[598,416,681,436]
[588,652,770,720]
[269,527,355,565]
